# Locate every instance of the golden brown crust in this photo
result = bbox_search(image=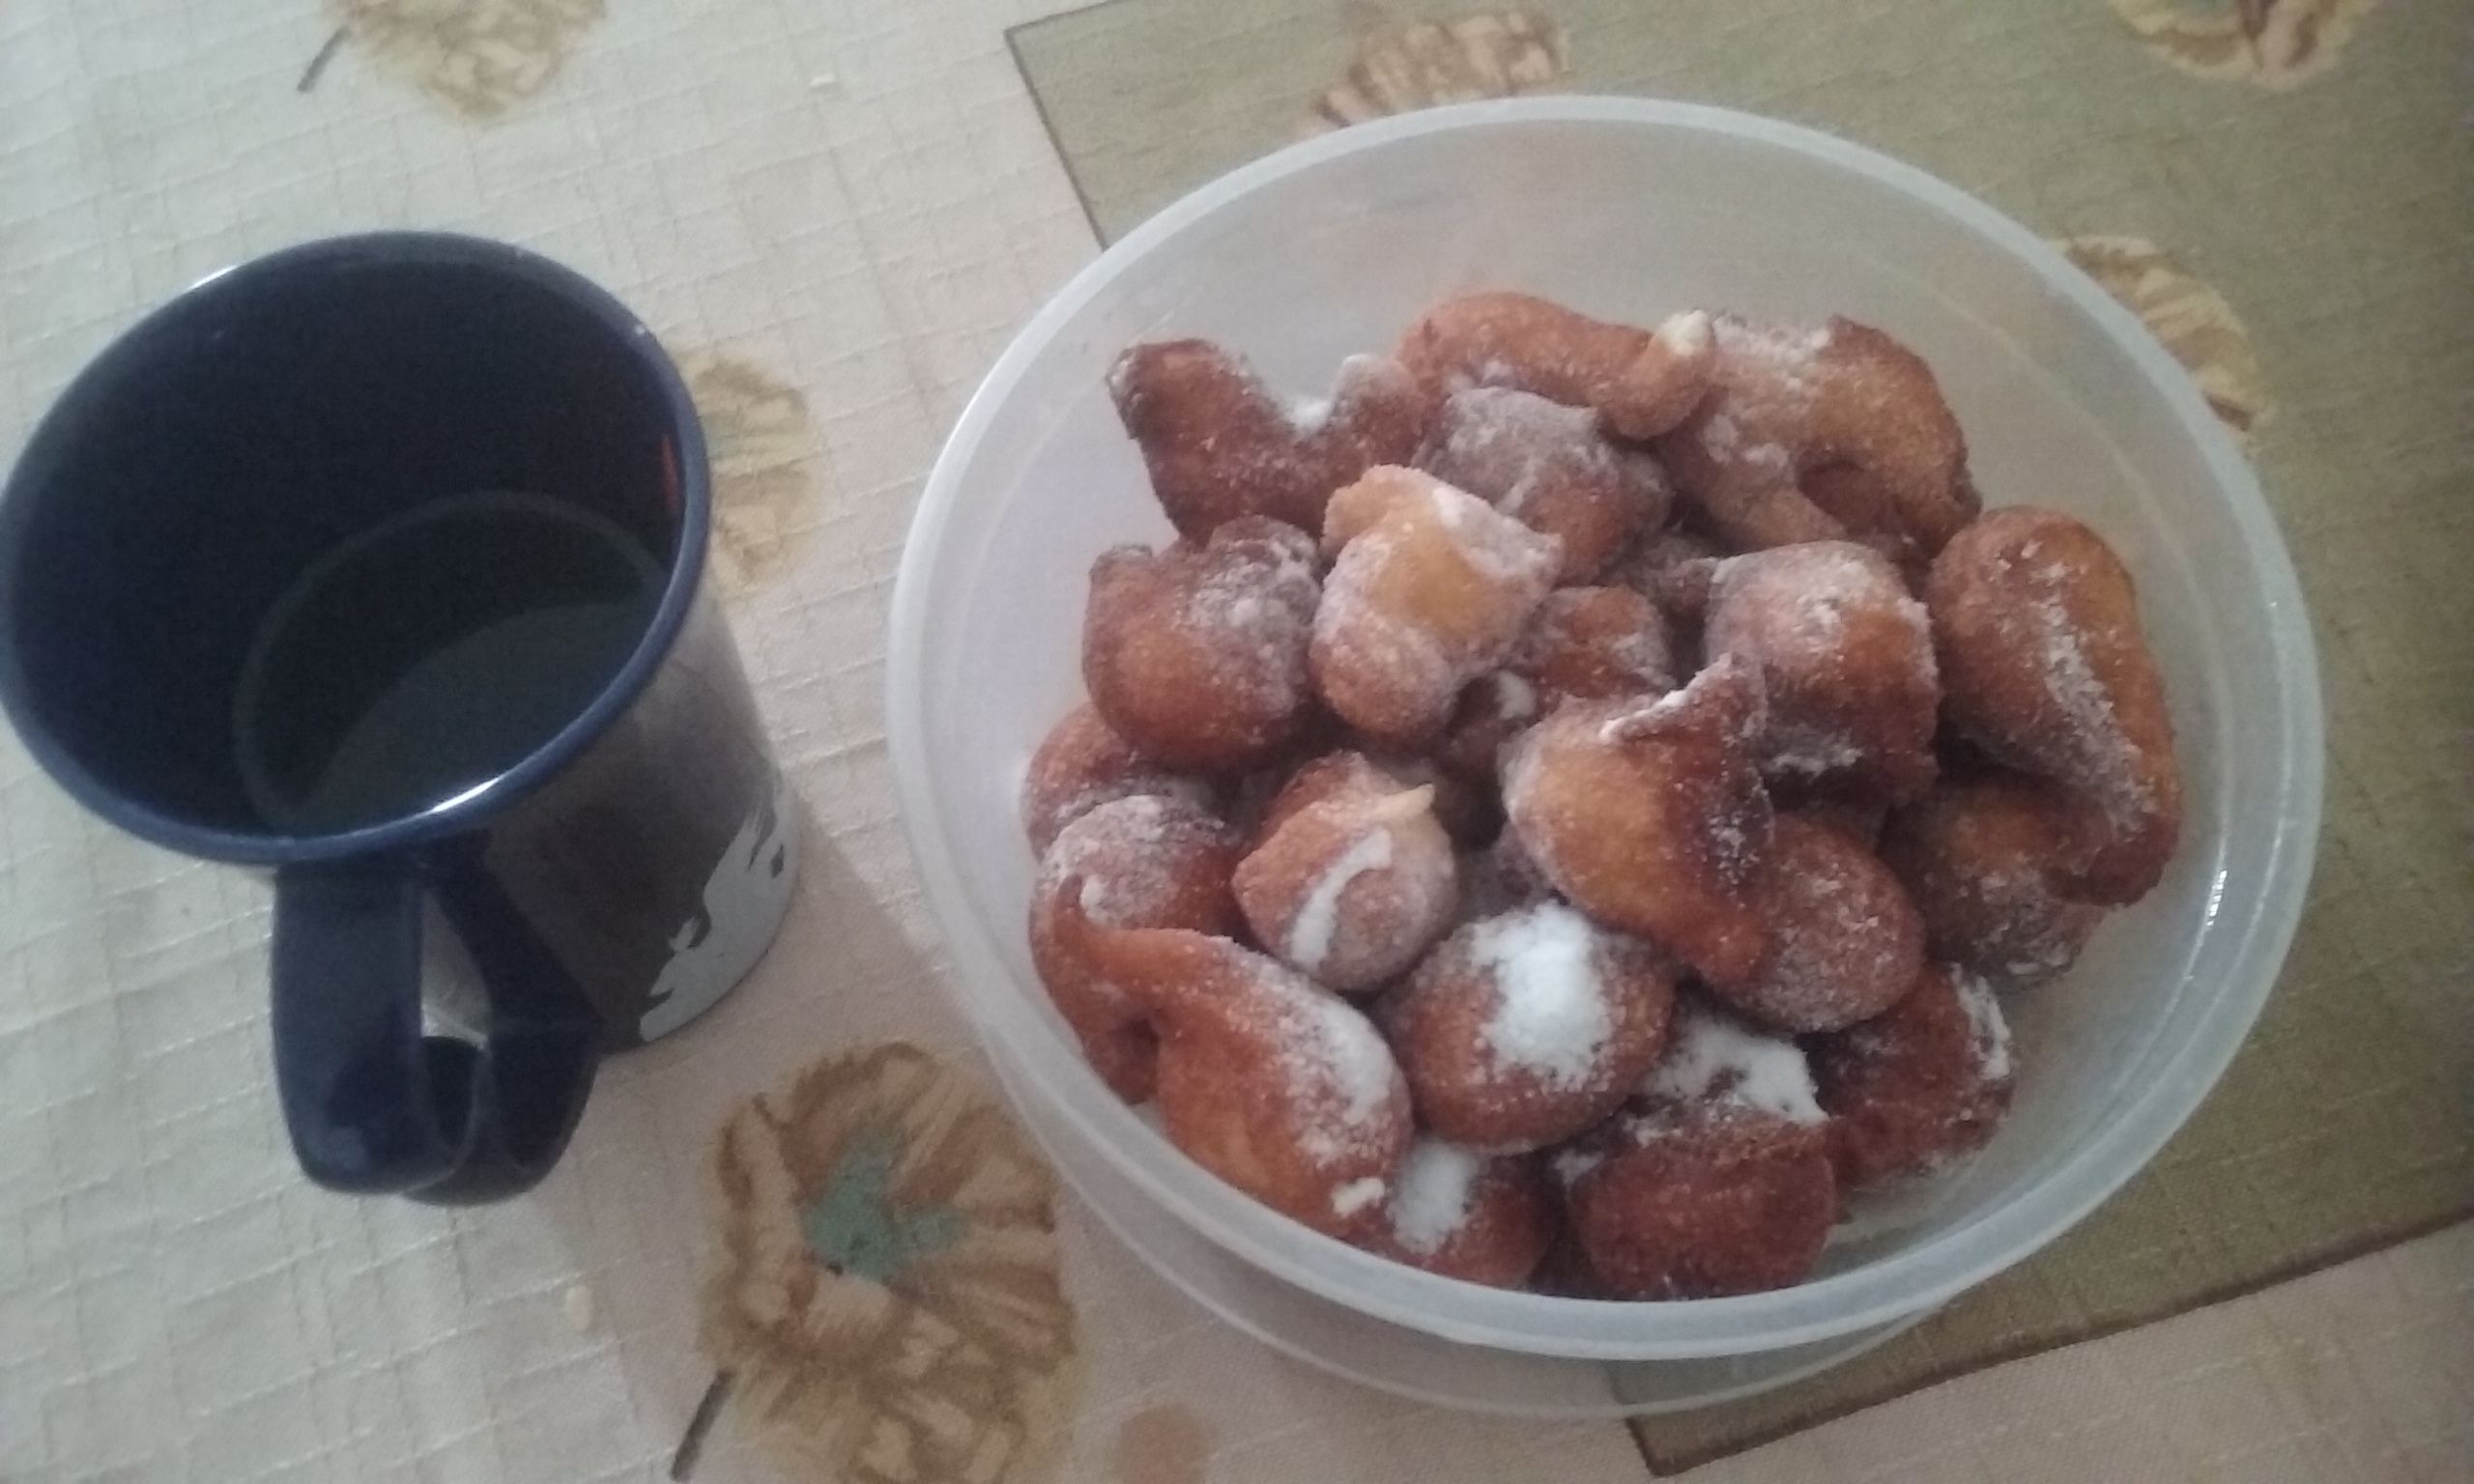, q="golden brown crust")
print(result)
[1707,814,1925,1034]
[1019,701,1214,854]
[1109,340,1427,539]
[1703,541,1941,804]
[1926,507,2181,903]
[1433,587,1677,783]
[1395,292,1719,439]
[1658,316,1977,562]
[1500,659,1774,986]
[1059,907,1413,1238]
[1082,517,1323,772]
[1560,1103,1836,1298]
[1232,771,1459,993]
[1809,962,2016,1192]
[1880,773,2108,986]
[1511,586,1680,702]
[1309,467,1562,744]
[1027,796,1240,1102]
